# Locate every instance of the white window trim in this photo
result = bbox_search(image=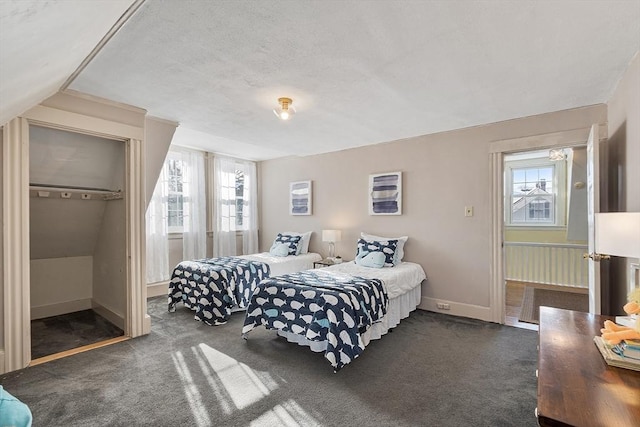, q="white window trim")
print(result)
[504,156,567,227]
